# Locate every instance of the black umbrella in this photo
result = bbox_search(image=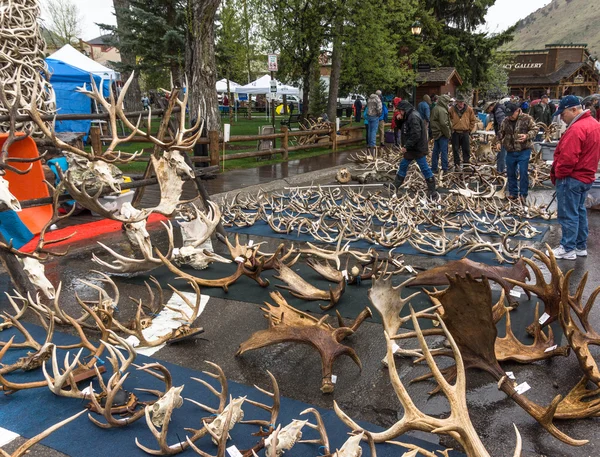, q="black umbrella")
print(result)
[582,94,600,105]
